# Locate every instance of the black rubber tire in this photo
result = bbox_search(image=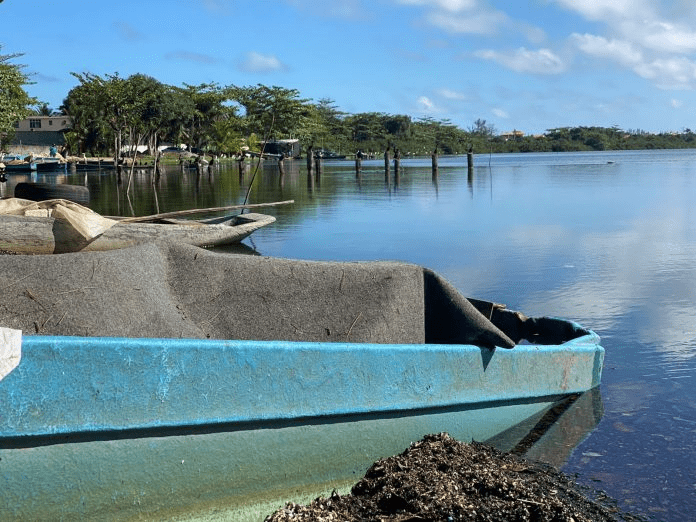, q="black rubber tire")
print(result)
[14,182,90,205]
